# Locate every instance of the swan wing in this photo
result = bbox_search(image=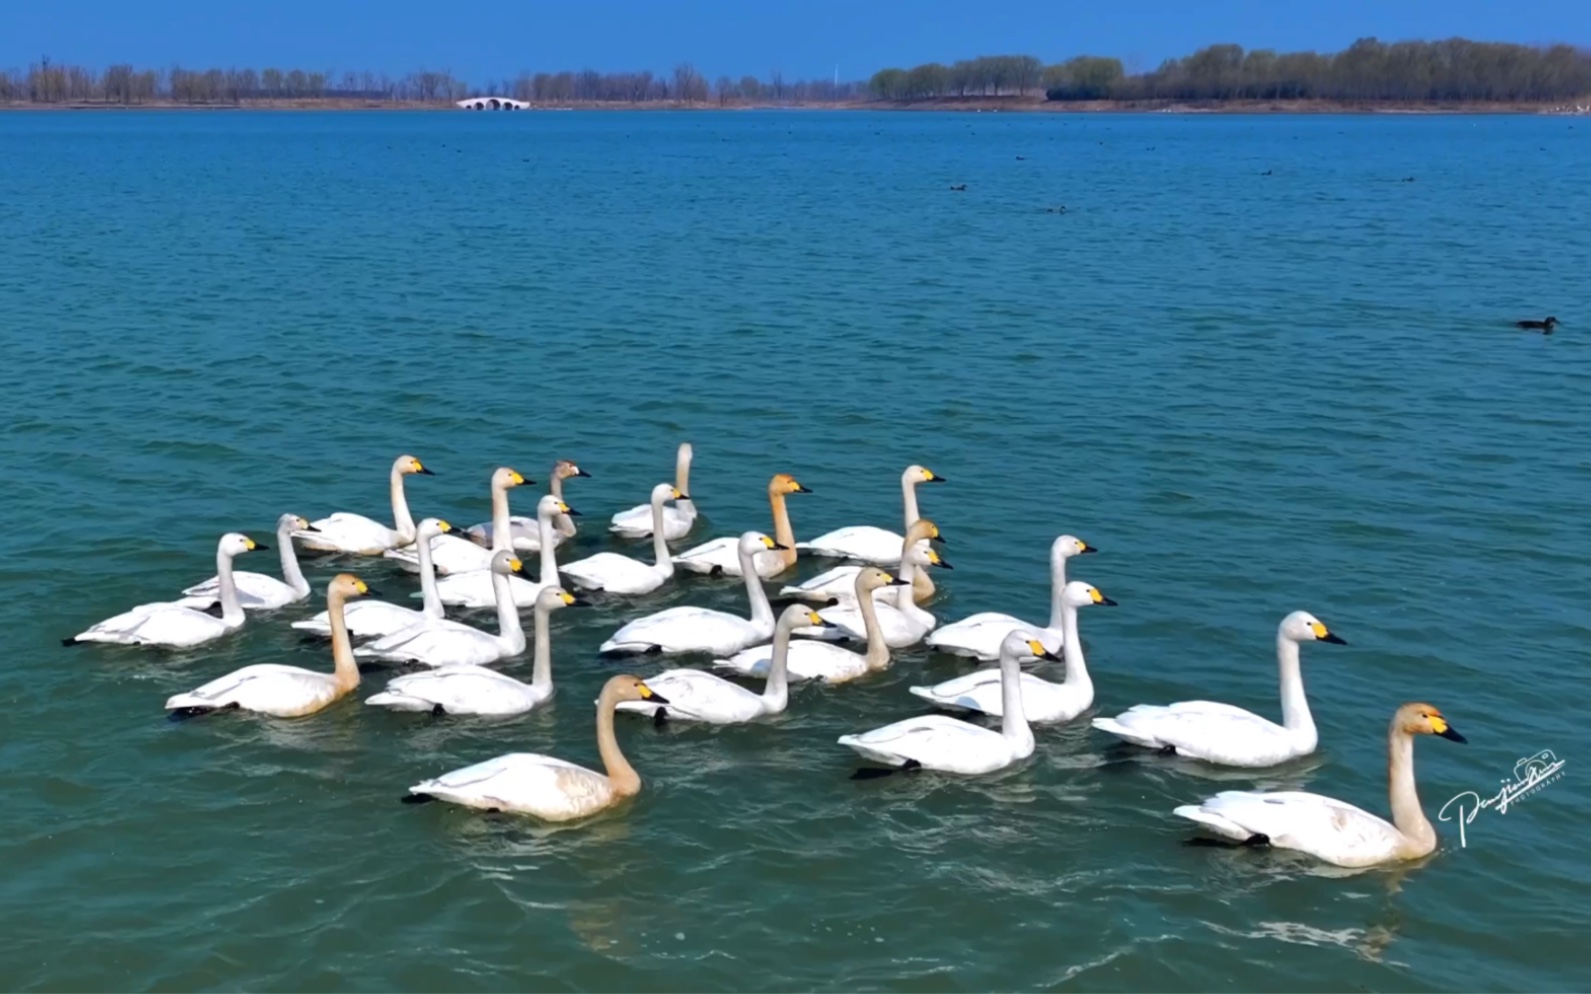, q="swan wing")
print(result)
[294,512,400,554]
[560,552,663,594]
[609,503,693,540]
[433,571,546,608]
[74,601,228,647]
[777,565,865,600]
[796,525,903,564]
[355,619,506,667]
[179,571,300,610]
[615,668,764,723]
[1093,704,1300,766]
[811,600,931,648]
[367,665,545,715]
[926,614,1061,659]
[1174,791,1405,866]
[291,599,424,638]
[467,516,563,553]
[716,639,867,683]
[600,606,761,656]
[165,664,340,717]
[411,753,614,819]
[909,670,1084,723]
[383,533,493,575]
[838,715,1011,773]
